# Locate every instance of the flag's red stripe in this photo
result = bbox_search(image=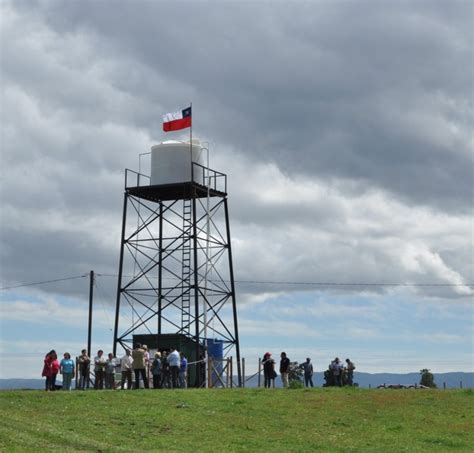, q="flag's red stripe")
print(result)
[163,117,192,132]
